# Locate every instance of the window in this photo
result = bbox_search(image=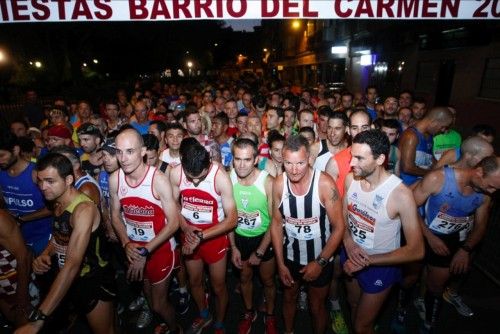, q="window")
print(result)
[479,58,500,100]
